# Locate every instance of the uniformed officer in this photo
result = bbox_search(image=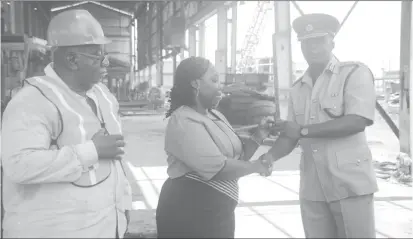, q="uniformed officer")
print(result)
[262,13,379,238]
